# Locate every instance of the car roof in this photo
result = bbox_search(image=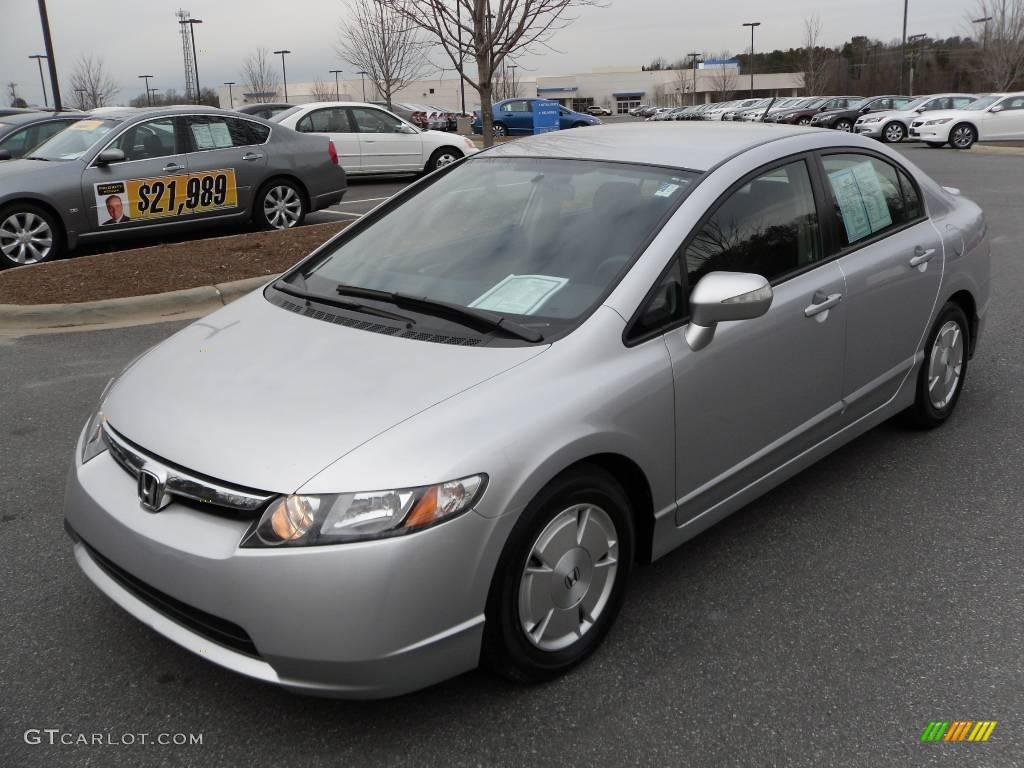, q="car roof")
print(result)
[0,111,90,126]
[481,122,833,172]
[294,101,395,110]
